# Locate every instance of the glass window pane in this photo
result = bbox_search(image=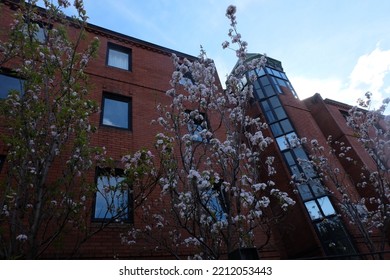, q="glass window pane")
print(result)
[256,67,265,77]
[280,119,293,133]
[103,97,129,129]
[108,48,129,70]
[317,196,336,216]
[34,25,46,43]
[302,163,316,178]
[265,67,274,75]
[253,79,261,90]
[273,70,282,78]
[269,96,281,108]
[265,110,276,123]
[270,123,283,136]
[309,179,326,196]
[286,132,298,148]
[290,164,302,179]
[95,174,128,220]
[247,70,256,80]
[0,155,5,172]
[275,107,288,121]
[263,85,276,97]
[276,136,289,151]
[259,76,270,86]
[298,184,313,200]
[271,77,282,94]
[261,100,271,112]
[253,87,265,100]
[316,217,357,256]
[283,151,295,166]
[277,78,287,87]
[305,200,322,220]
[293,147,308,161]
[0,74,24,99]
